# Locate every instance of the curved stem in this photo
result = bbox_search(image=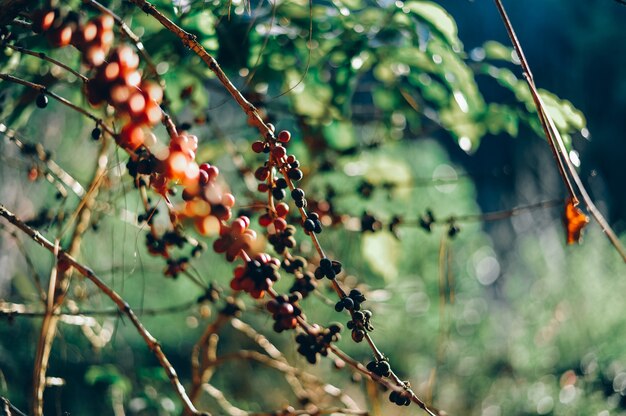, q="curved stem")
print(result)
[493,0,626,262]
[6,44,89,82]
[0,73,116,138]
[0,204,209,416]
